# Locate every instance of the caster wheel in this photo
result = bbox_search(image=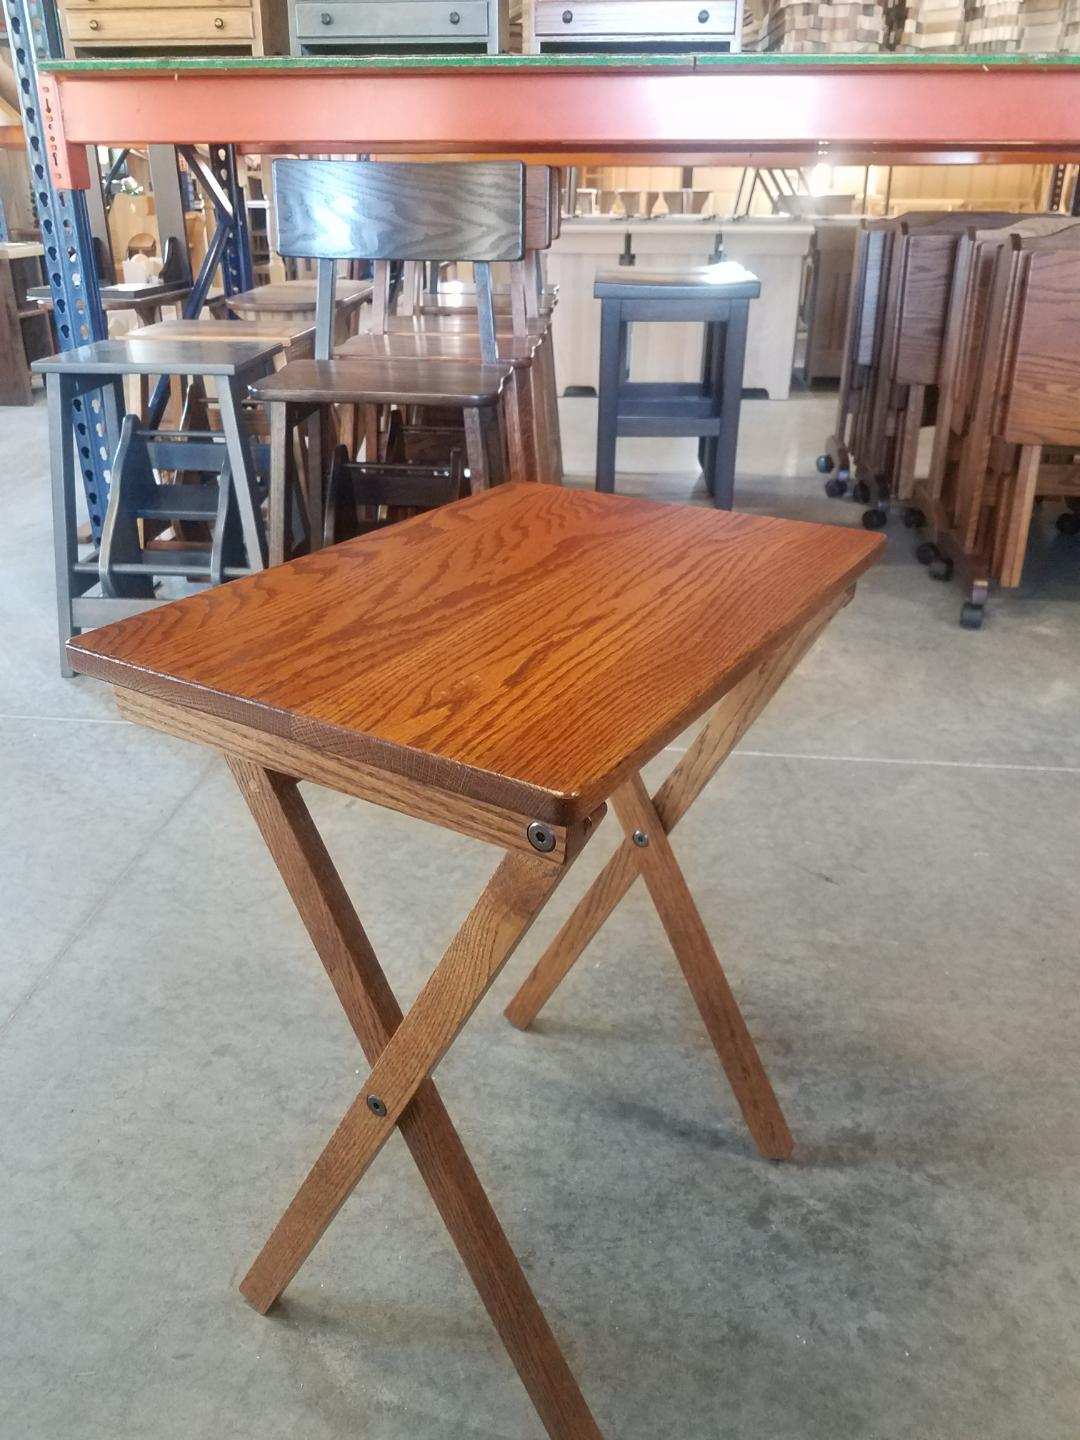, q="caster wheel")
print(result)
[852,480,872,505]
[915,541,938,566]
[929,556,954,582]
[837,467,851,484]
[1056,511,1080,536]
[959,601,984,630]
[824,476,848,499]
[862,508,888,531]
[903,507,927,530]
[816,453,835,475]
